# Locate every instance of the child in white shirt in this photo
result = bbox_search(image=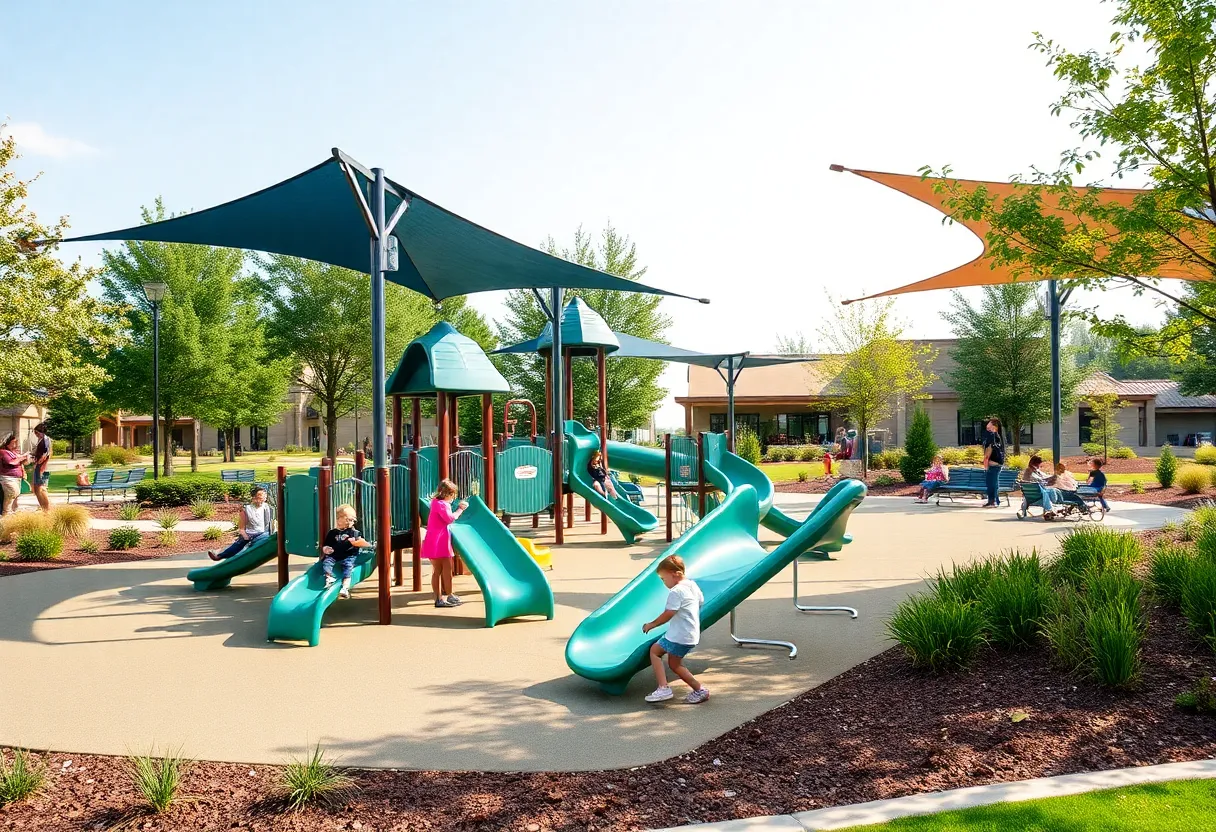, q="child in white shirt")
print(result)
[642,554,709,704]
